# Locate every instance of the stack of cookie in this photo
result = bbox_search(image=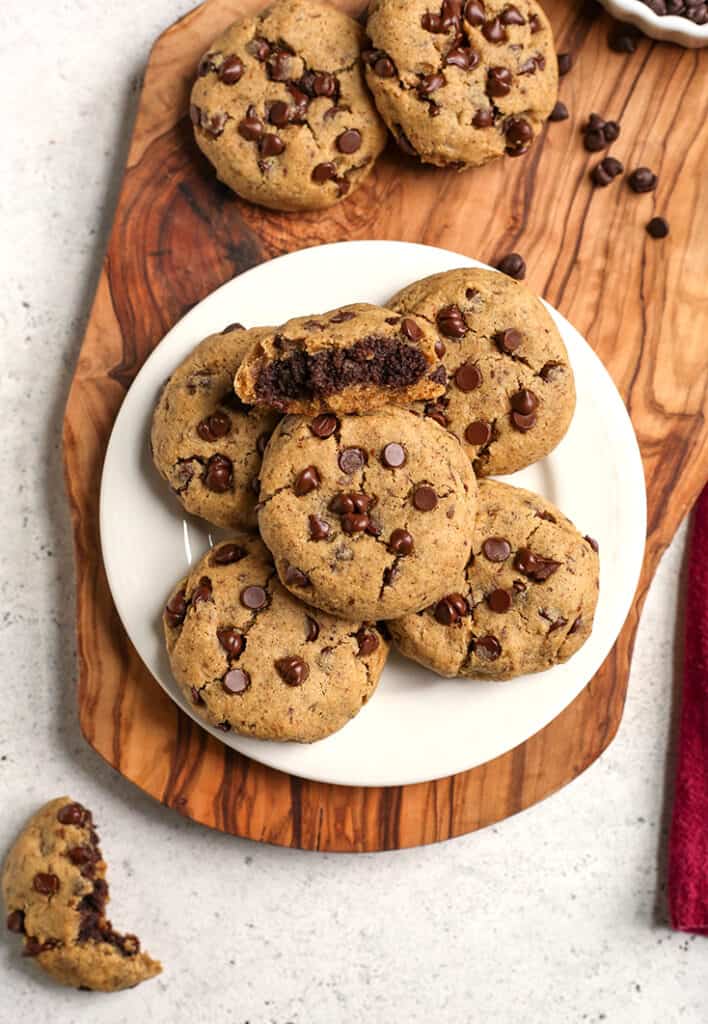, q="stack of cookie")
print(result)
[151,267,599,743]
[190,0,559,212]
